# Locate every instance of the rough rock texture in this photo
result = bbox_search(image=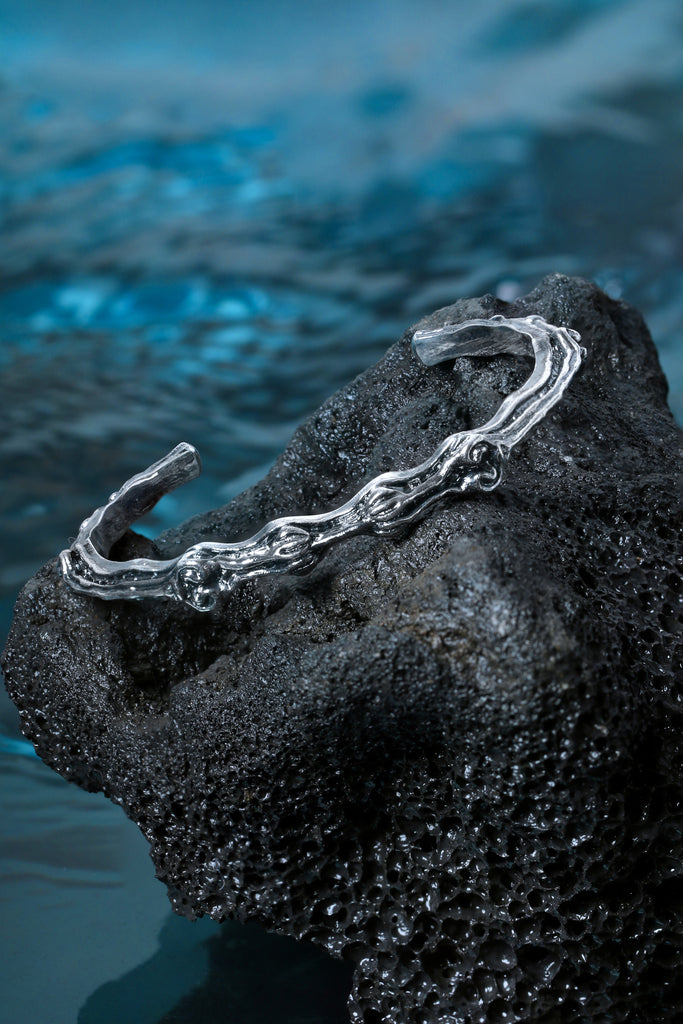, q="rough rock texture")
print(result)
[3,275,682,1023]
